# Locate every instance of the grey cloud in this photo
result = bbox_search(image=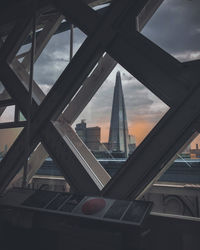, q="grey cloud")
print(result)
[76,74,167,126]
[122,72,133,81]
[3,2,197,129]
[29,2,200,125]
[33,27,86,86]
[142,0,200,57]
